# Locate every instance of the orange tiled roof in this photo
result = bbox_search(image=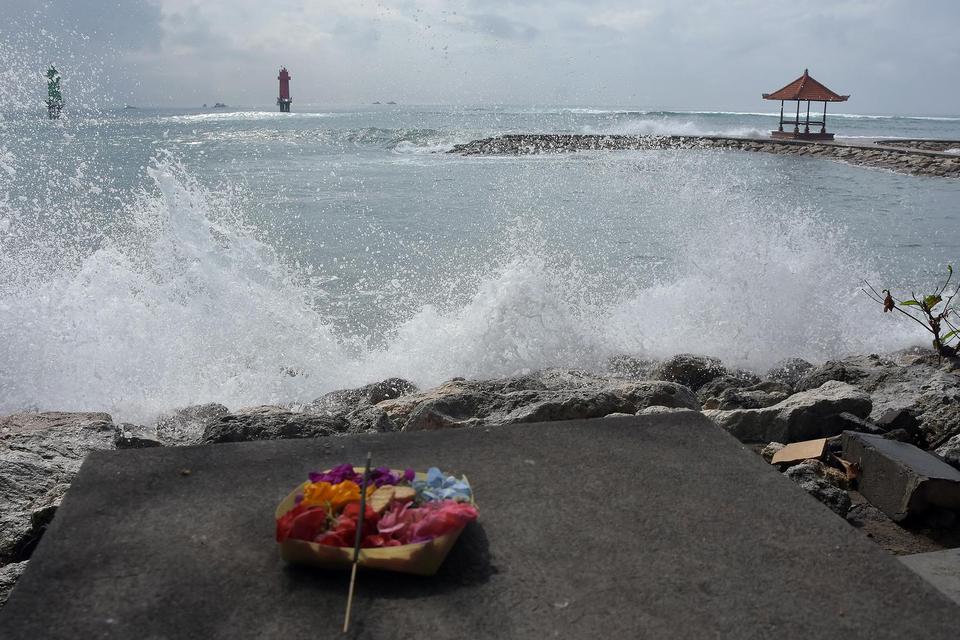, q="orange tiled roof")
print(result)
[762,69,849,102]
